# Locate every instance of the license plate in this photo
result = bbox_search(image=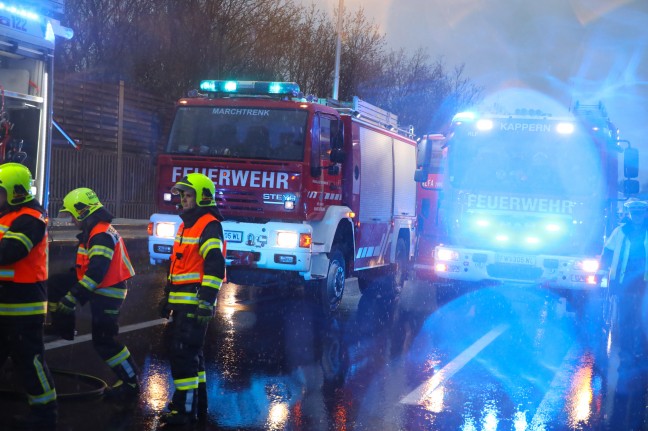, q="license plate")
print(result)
[224,230,243,243]
[496,253,536,265]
